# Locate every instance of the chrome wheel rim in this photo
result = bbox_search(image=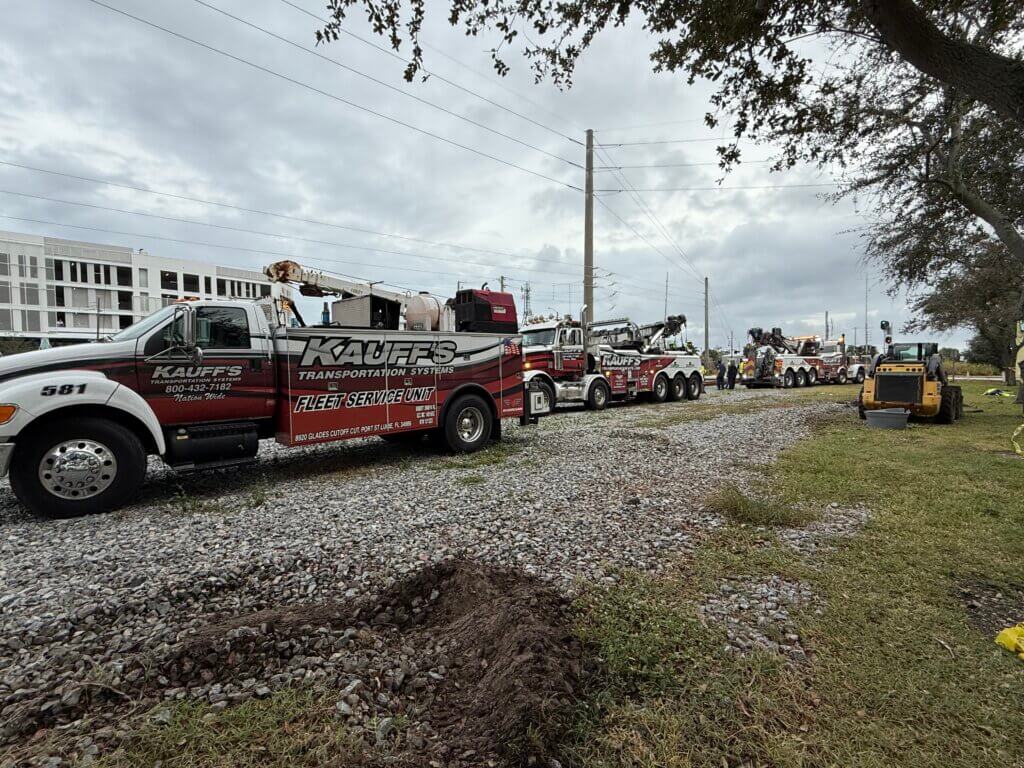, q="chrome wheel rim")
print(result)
[656,379,666,398]
[595,386,607,406]
[674,379,685,398]
[456,406,486,443]
[39,439,117,500]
